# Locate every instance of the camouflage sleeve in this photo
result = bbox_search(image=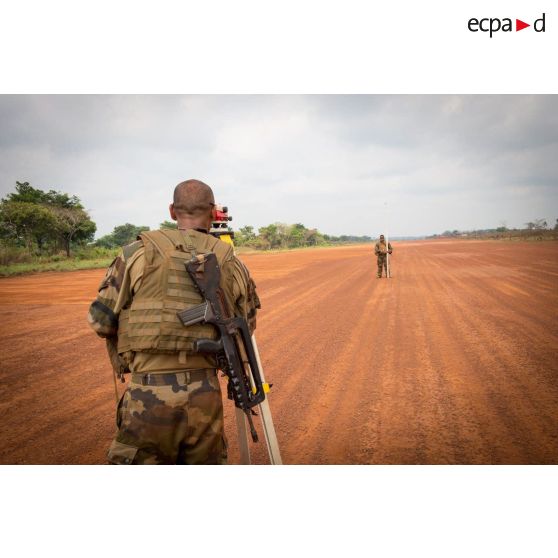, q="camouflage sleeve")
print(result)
[231,256,261,334]
[87,240,145,338]
[86,251,127,338]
